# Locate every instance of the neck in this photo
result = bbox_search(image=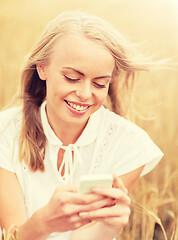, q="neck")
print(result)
[48,118,87,146]
[57,123,86,146]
